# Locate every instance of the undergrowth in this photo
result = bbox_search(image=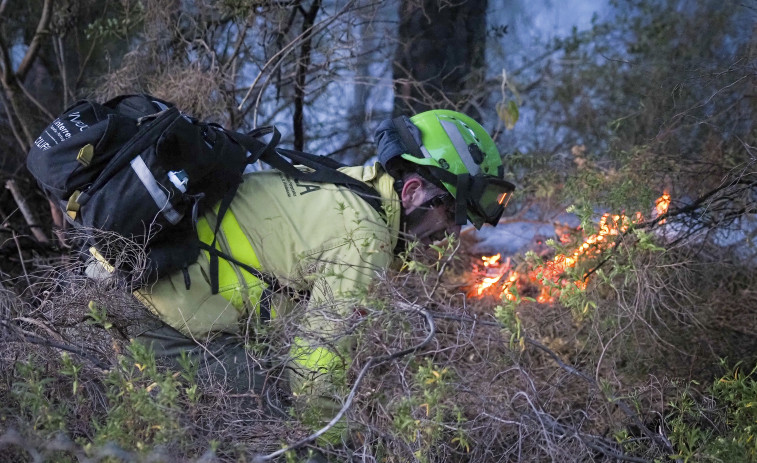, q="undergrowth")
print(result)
[1,214,756,462]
